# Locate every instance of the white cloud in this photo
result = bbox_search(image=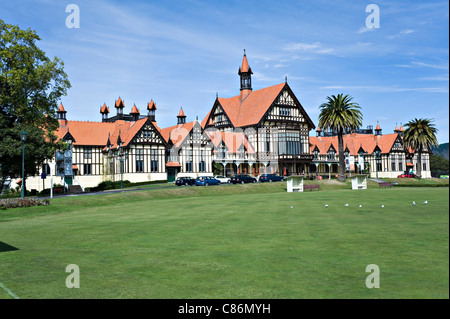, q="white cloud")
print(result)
[387,29,415,39]
[419,75,449,81]
[283,42,336,55]
[412,61,449,70]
